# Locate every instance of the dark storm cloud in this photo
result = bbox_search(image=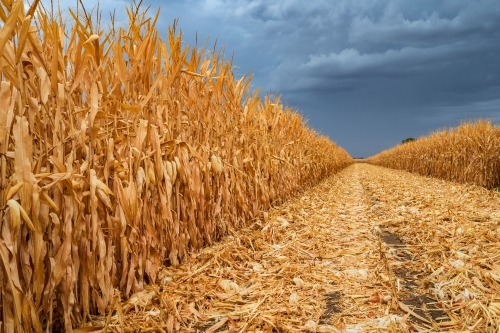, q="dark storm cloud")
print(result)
[349,2,500,47]
[45,0,500,156]
[271,1,500,91]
